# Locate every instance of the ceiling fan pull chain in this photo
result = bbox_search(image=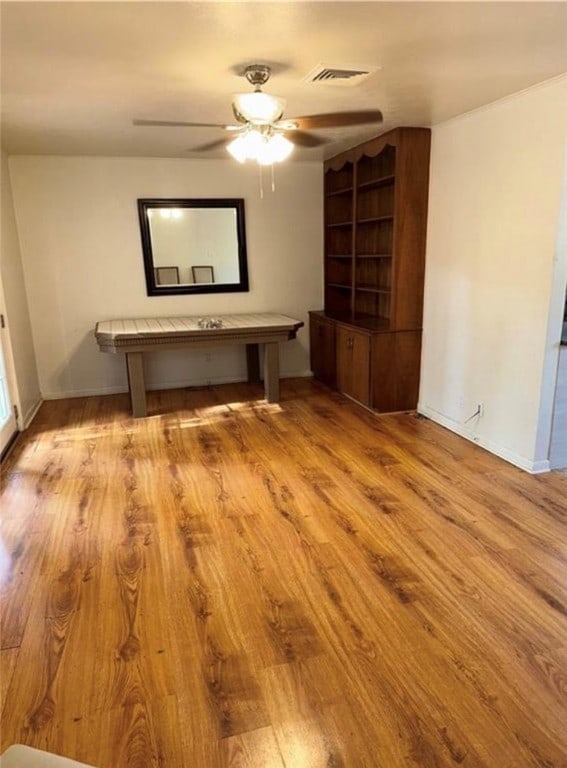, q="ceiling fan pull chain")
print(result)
[258,163,264,199]
[271,163,276,193]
